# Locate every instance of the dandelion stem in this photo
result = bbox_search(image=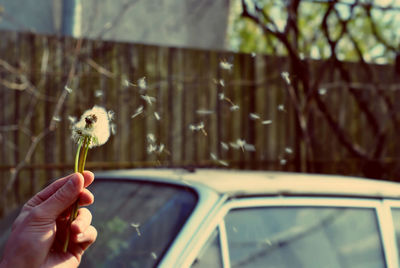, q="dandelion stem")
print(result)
[63,136,91,253]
